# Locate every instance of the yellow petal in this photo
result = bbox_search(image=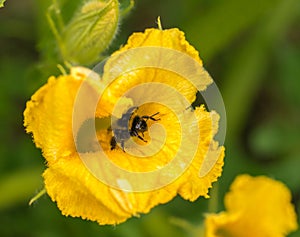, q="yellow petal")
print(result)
[205,175,298,237]
[24,67,107,164]
[176,107,225,200]
[97,28,212,117]
[120,28,203,64]
[43,158,131,225]
[24,75,79,163]
[43,153,179,225]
